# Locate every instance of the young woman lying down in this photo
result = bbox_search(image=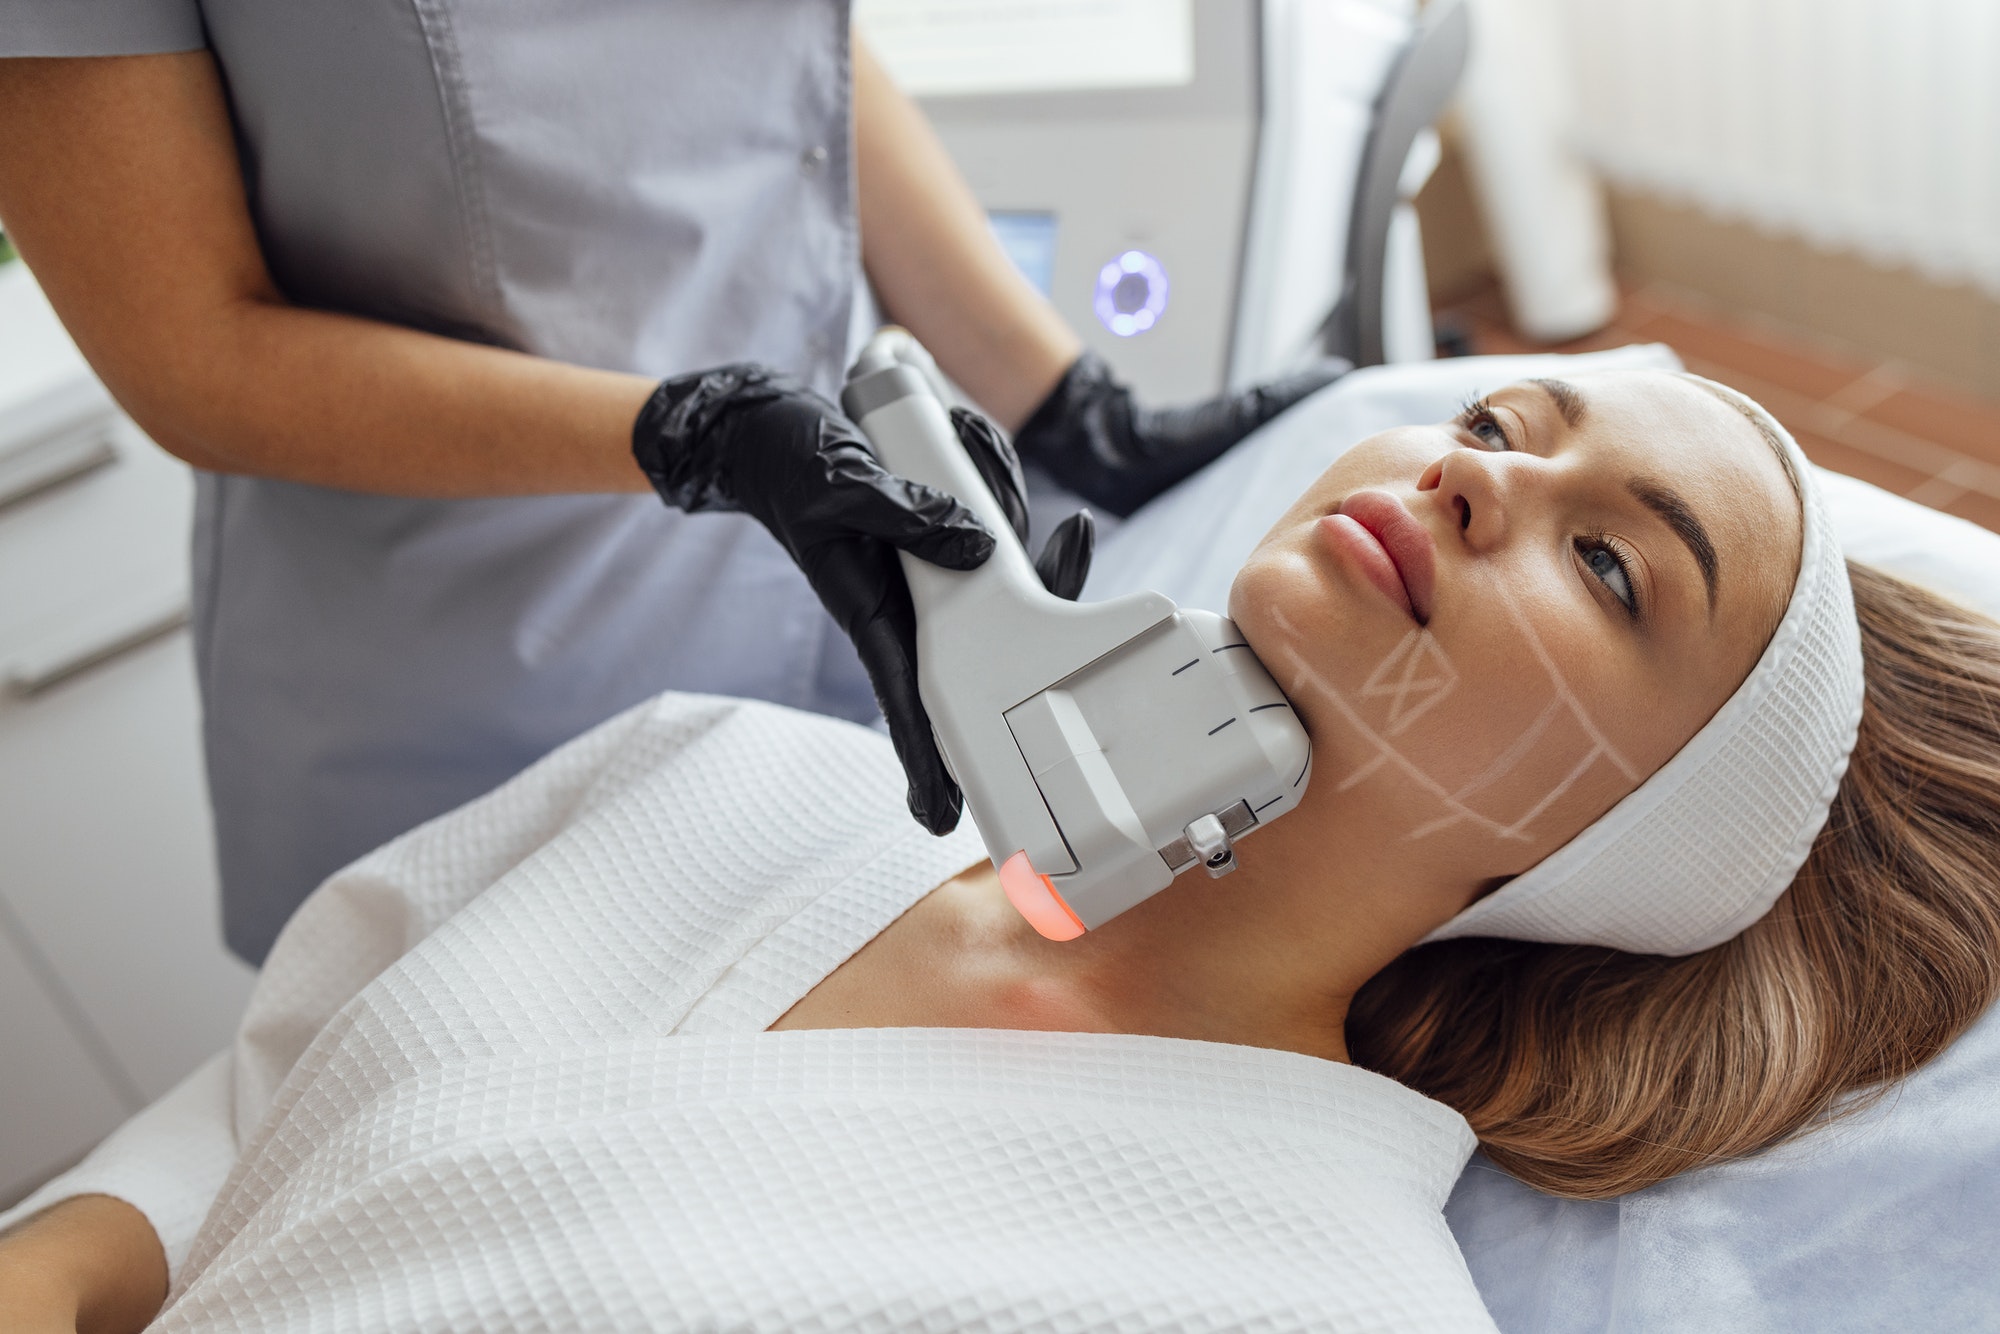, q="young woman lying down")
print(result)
[5,371,1999,1333]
